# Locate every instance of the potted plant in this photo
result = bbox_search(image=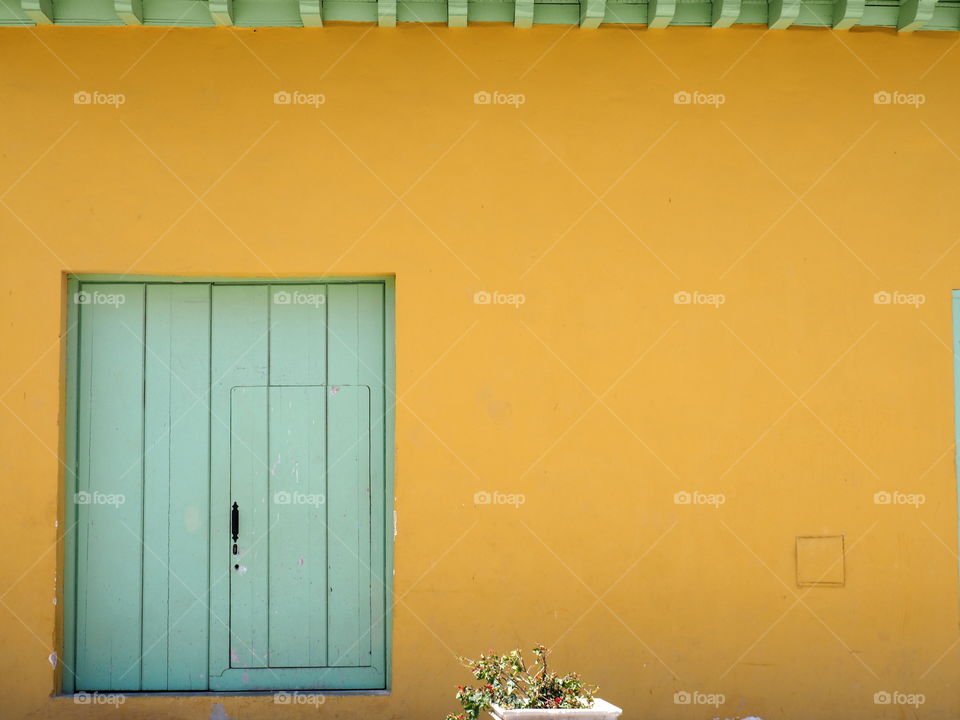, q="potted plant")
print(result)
[444,645,621,720]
